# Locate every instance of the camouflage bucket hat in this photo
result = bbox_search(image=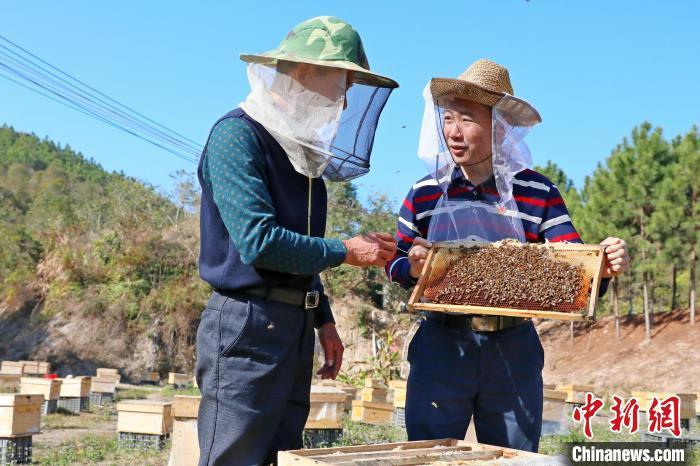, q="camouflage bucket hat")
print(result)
[240,16,398,89]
